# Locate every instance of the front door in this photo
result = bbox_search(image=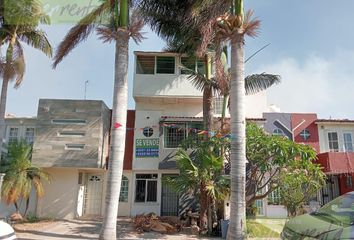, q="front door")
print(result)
[161,175,179,216]
[84,174,103,216]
